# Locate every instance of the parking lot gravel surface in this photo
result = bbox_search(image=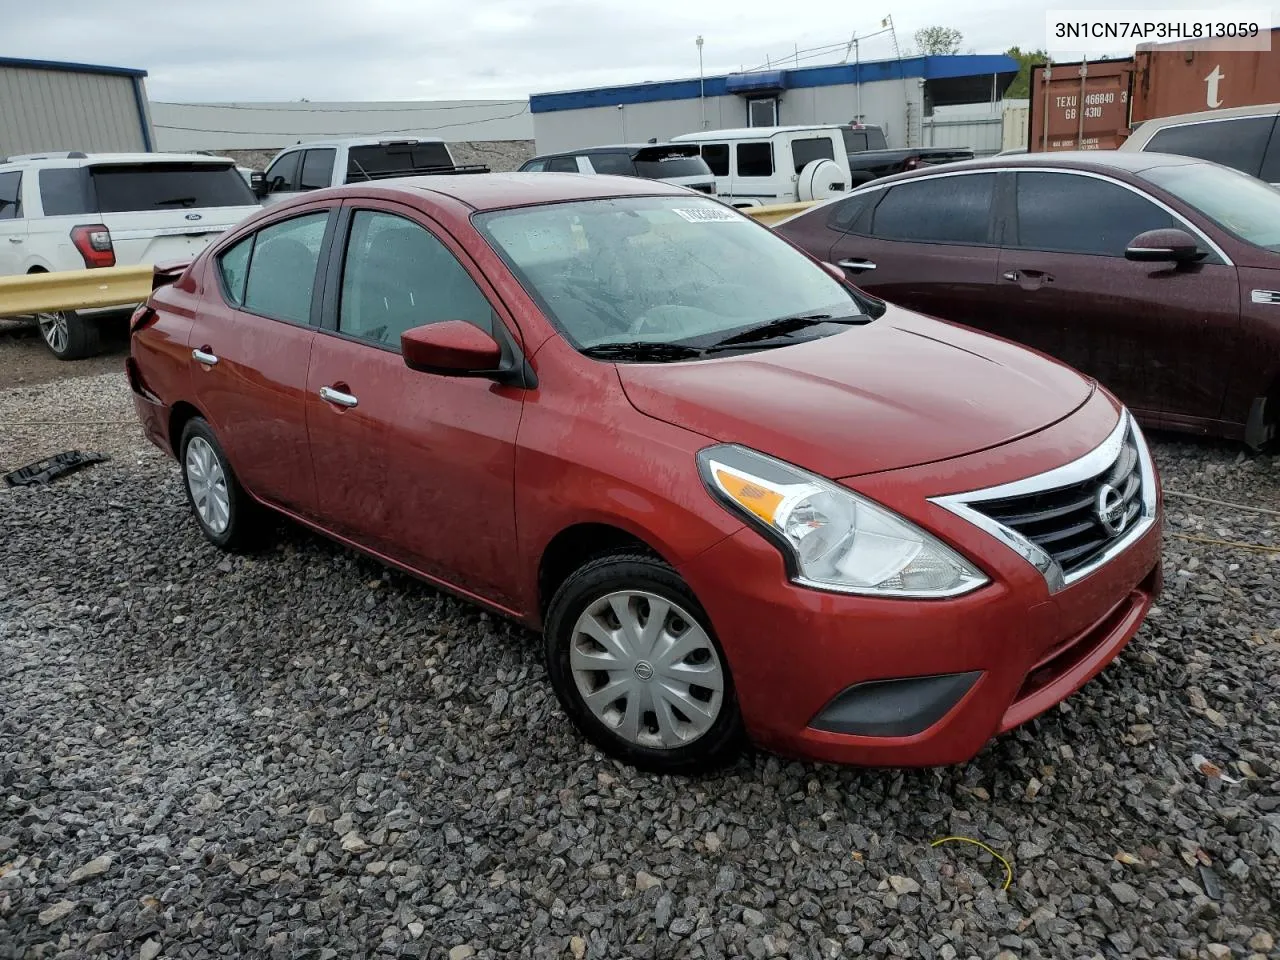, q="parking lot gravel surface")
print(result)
[1,363,1278,959]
